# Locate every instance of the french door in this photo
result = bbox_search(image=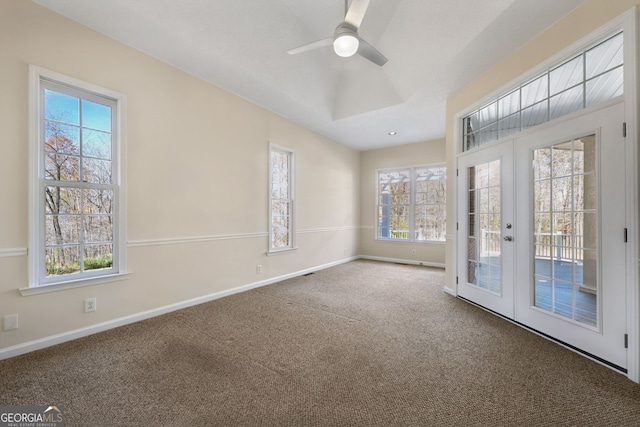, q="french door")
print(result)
[457,141,514,318]
[514,102,627,369]
[458,102,627,370]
